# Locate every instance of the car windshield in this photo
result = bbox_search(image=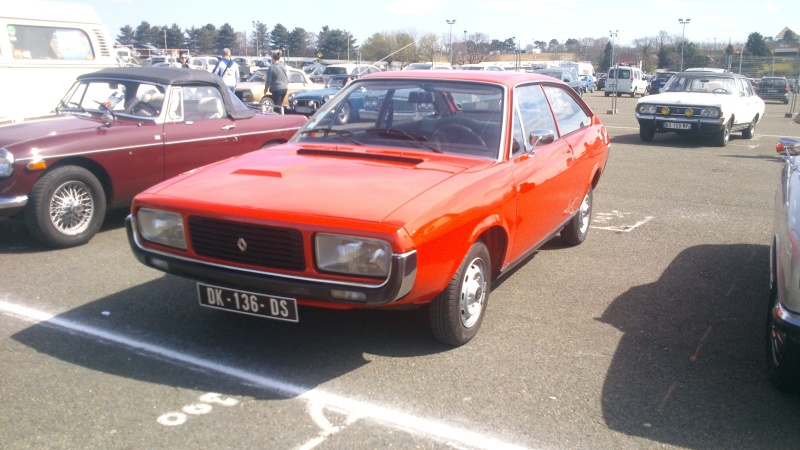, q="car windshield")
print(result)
[59,79,167,118]
[761,79,786,88]
[323,67,347,75]
[292,79,504,159]
[248,70,268,83]
[663,75,736,94]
